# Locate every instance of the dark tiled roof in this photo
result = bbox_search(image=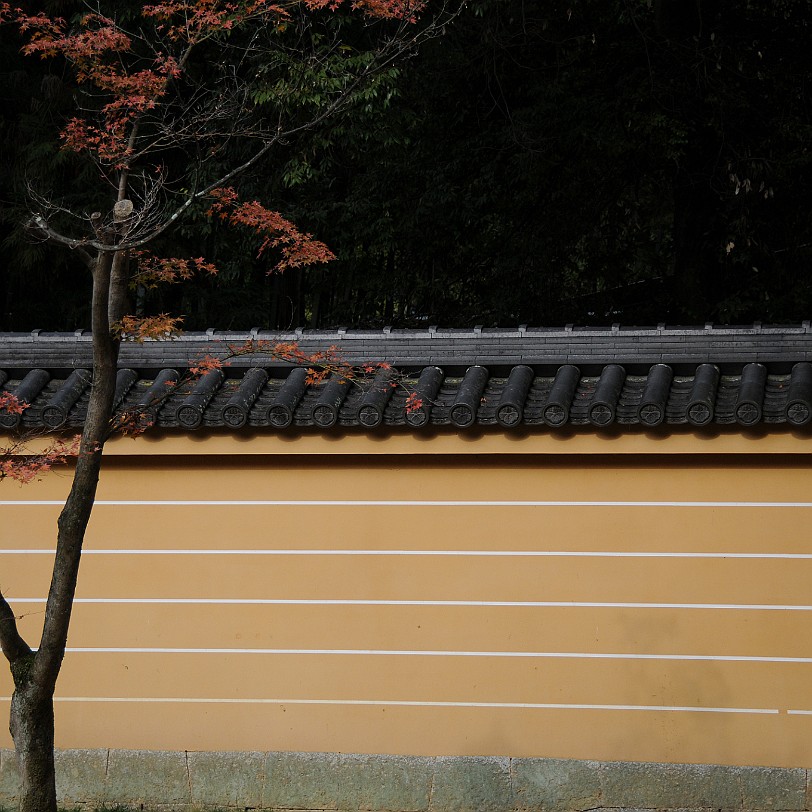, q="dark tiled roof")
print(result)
[2,325,812,431]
